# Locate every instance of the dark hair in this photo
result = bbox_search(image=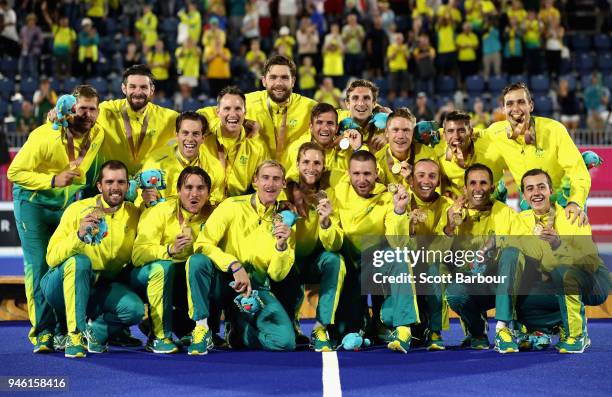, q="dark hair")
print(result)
[350,149,377,166]
[263,54,297,78]
[297,142,326,163]
[387,107,416,126]
[216,85,246,108]
[412,158,440,175]
[122,64,155,86]
[502,82,532,103]
[176,166,212,192]
[443,110,471,126]
[97,160,128,184]
[72,84,100,105]
[520,169,553,192]
[346,79,379,103]
[464,163,494,186]
[175,111,208,134]
[310,102,338,124]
